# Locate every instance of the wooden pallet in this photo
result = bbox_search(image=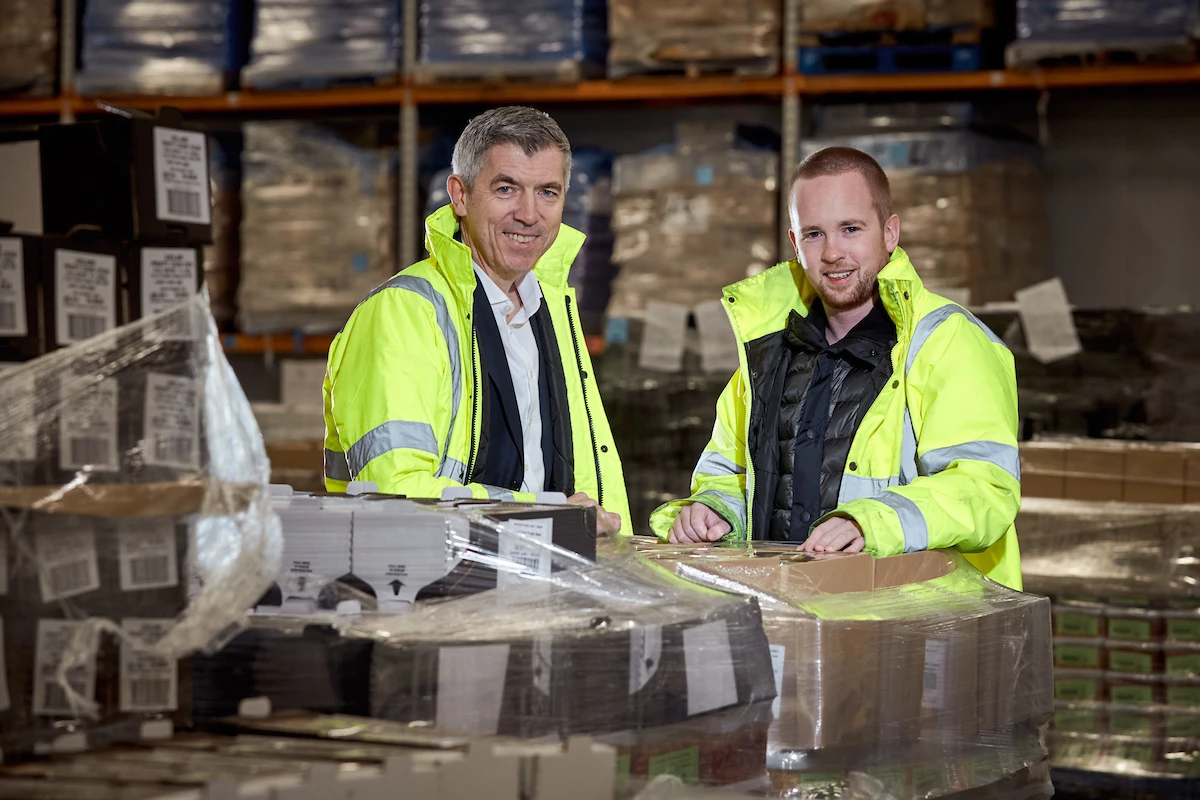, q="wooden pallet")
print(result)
[1006,38,1197,70]
[798,24,984,49]
[413,60,600,86]
[608,56,780,81]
